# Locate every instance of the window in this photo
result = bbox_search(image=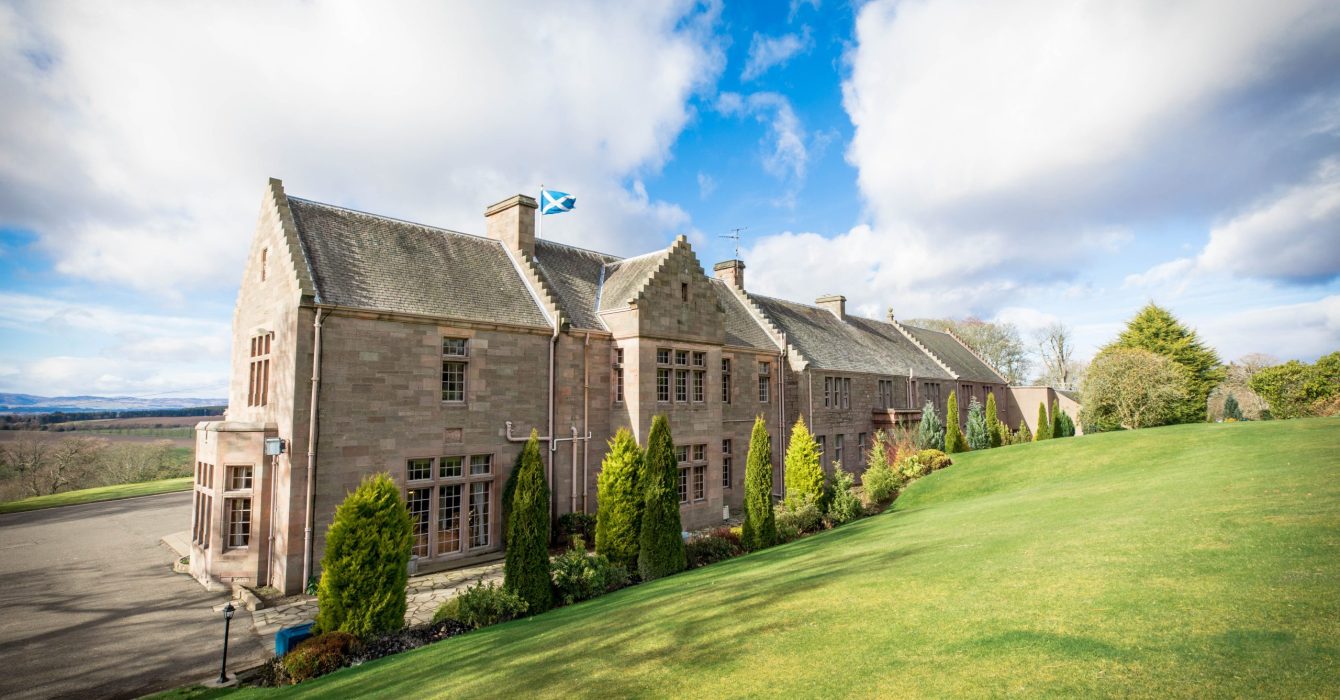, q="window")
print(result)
[657,368,671,402]
[692,351,706,367]
[408,458,433,481]
[247,332,272,407]
[721,358,732,403]
[676,369,689,402]
[816,435,826,460]
[858,433,867,464]
[437,484,462,554]
[722,439,733,489]
[408,488,430,557]
[878,380,895,409]
[675,350,689,366]
[228,465,252,491]
[442,337,468,402]
[681,282,689,301]
[260,248,268,282]
[657,348,671,364]
[676,444,707,504]
[692,368,705,402]
[226,498,251,548]
[614,348,624,403]
[834,434,845,467]
[840,378,851,409]
[824,376,833,408]
[758,361,771,402]
[470,454,492,475]
[469,482,491,548]
[440,456,463,478]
